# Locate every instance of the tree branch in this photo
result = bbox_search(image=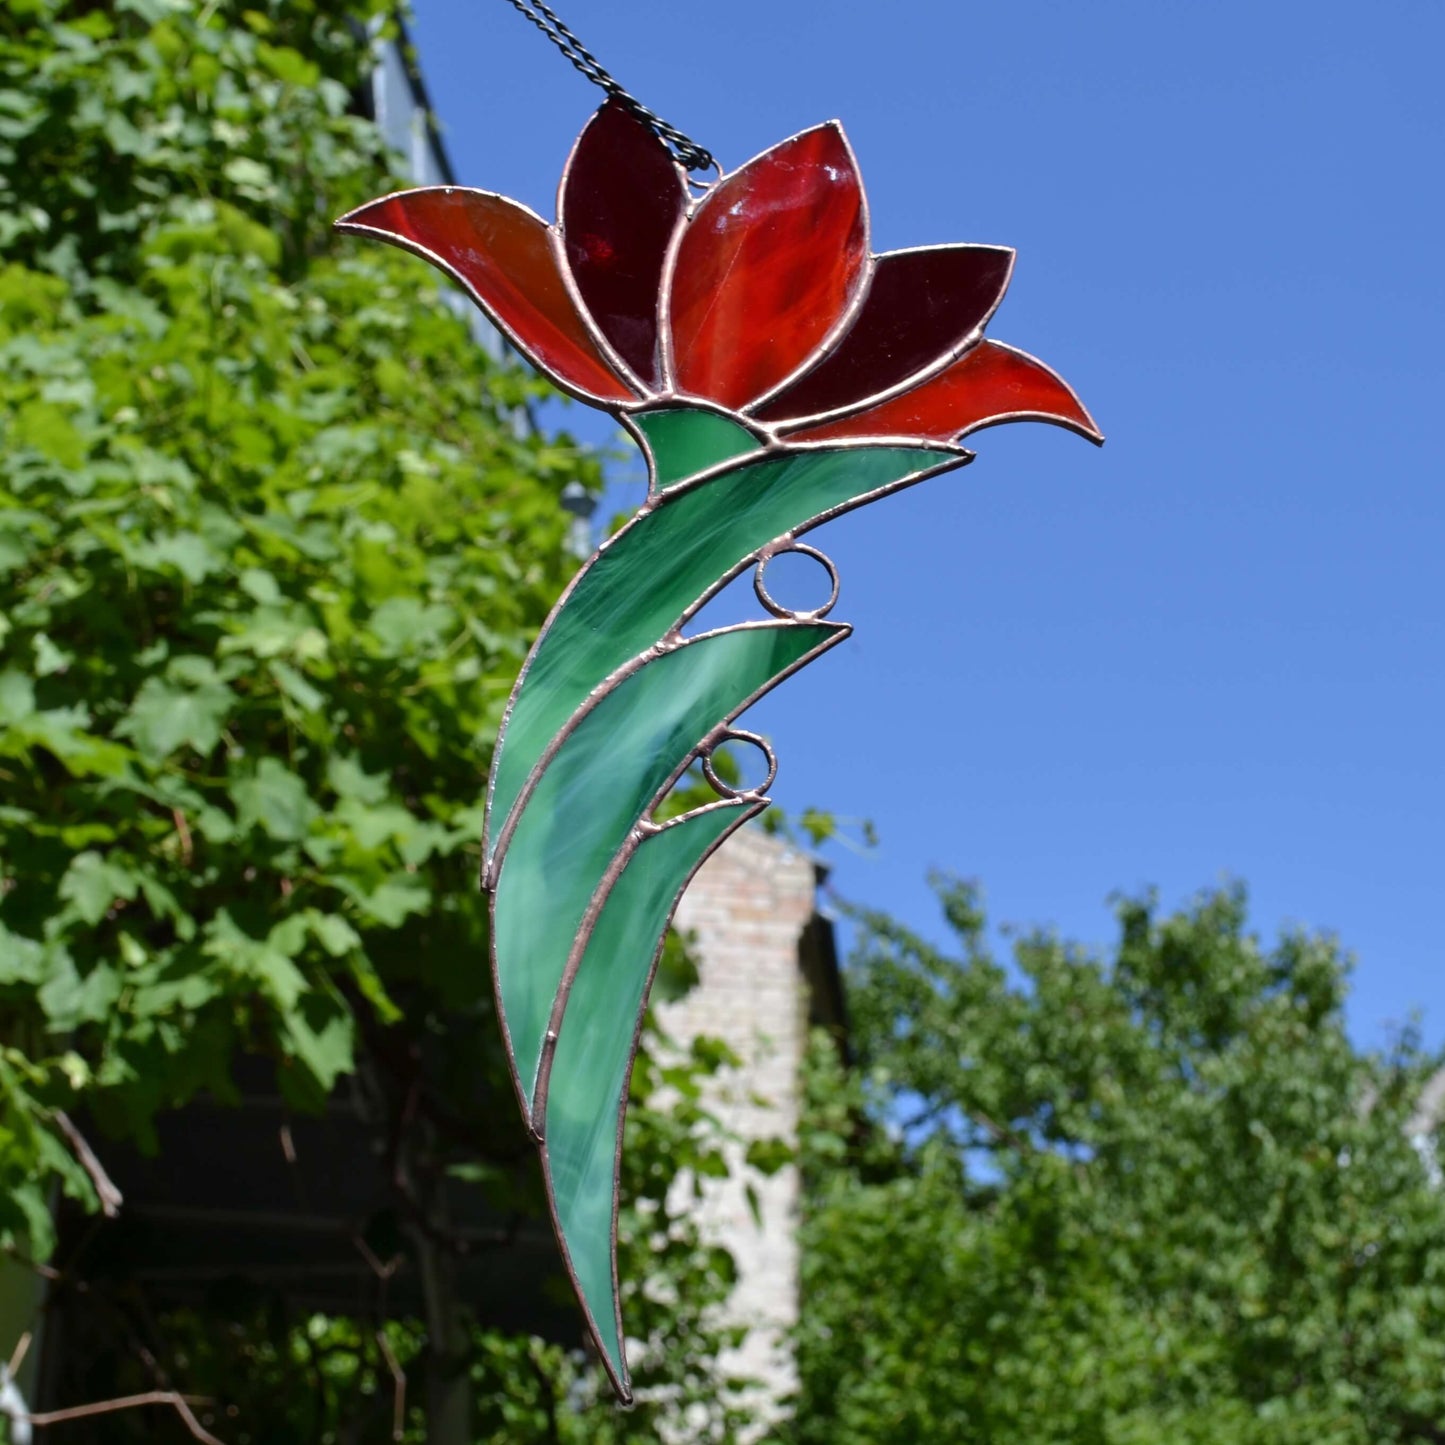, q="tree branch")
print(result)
[52,1110,123,1218]
[1,1246,61,1283]
[23,1391,225,1444]
[376,1330,406,1443]
[7,1333,31,1379]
